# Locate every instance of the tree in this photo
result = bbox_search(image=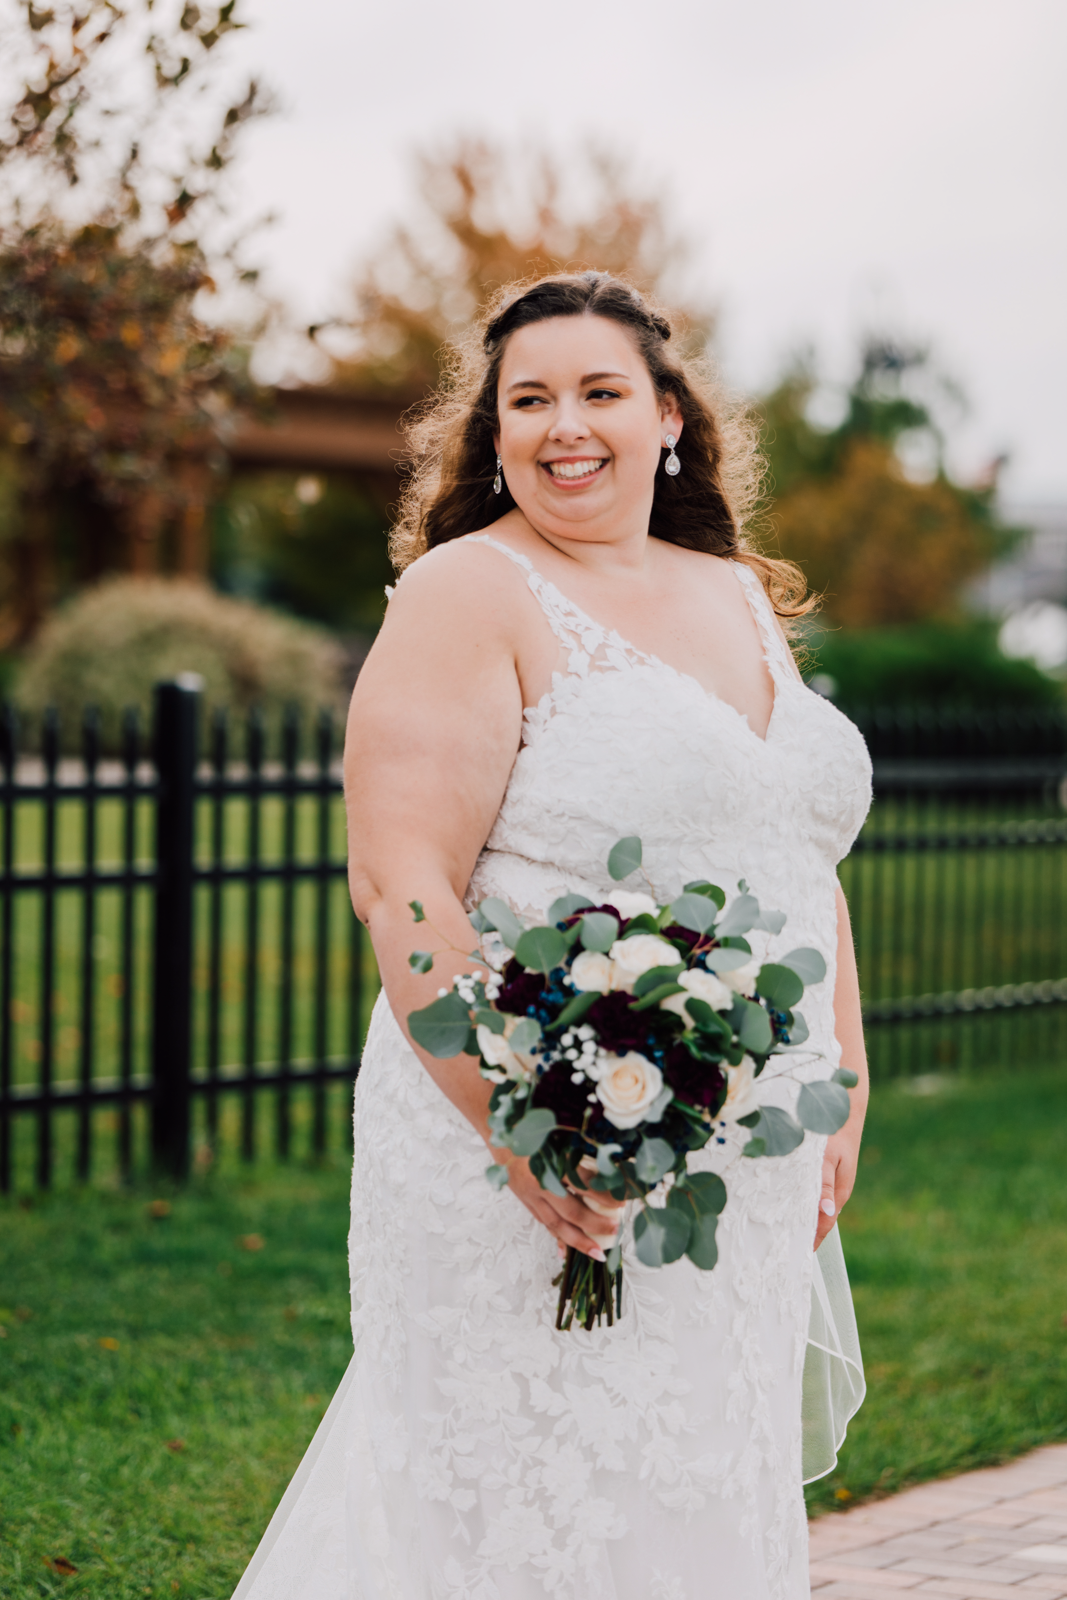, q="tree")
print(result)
[757,342,1018,628]
[326,138,712,394]
[0,0,269,646]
